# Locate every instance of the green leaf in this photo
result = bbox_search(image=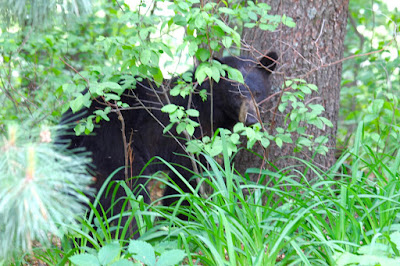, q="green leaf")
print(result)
[222,36,232,48]
[278,102,288,113]
[178,1,189,10]
[85,118,94,133]
[98,242,121,265]
[299,85,311,94]
[363,114,378,123]
[157,250,186,266]
[188,42,198,56]
[260,137,270,148]
[308,84,318,91]
[110,259,135,266]
[70,94,84,113]
[210,65,221,83]
[391,231,400,251]
[245,127,255,139]
[104,93,120,101]
[275,137,283,148]
[186,123,195,136]
[186,140,203,154]
[319,117,333,127]
[233,122,245,132]
[297,137,312,147]
[226,67,244,84]
[248,11,258,21]
[215,19,232,34]
[230,133,240,144]
[176,122,187,134]
[140,50,151,65]
[282,15,296,28]
[372,99,384,114]
[195,64,207,85]
[259,23,275,31]
[128,240,156,266]
[196,48,210,62]
[219,7,235,14]
[161,104,178,114]
[69,254,100,266]
[244,22,256,28]
[153,68,164,85]
[186,109,200,117]
[163,123,174,134]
